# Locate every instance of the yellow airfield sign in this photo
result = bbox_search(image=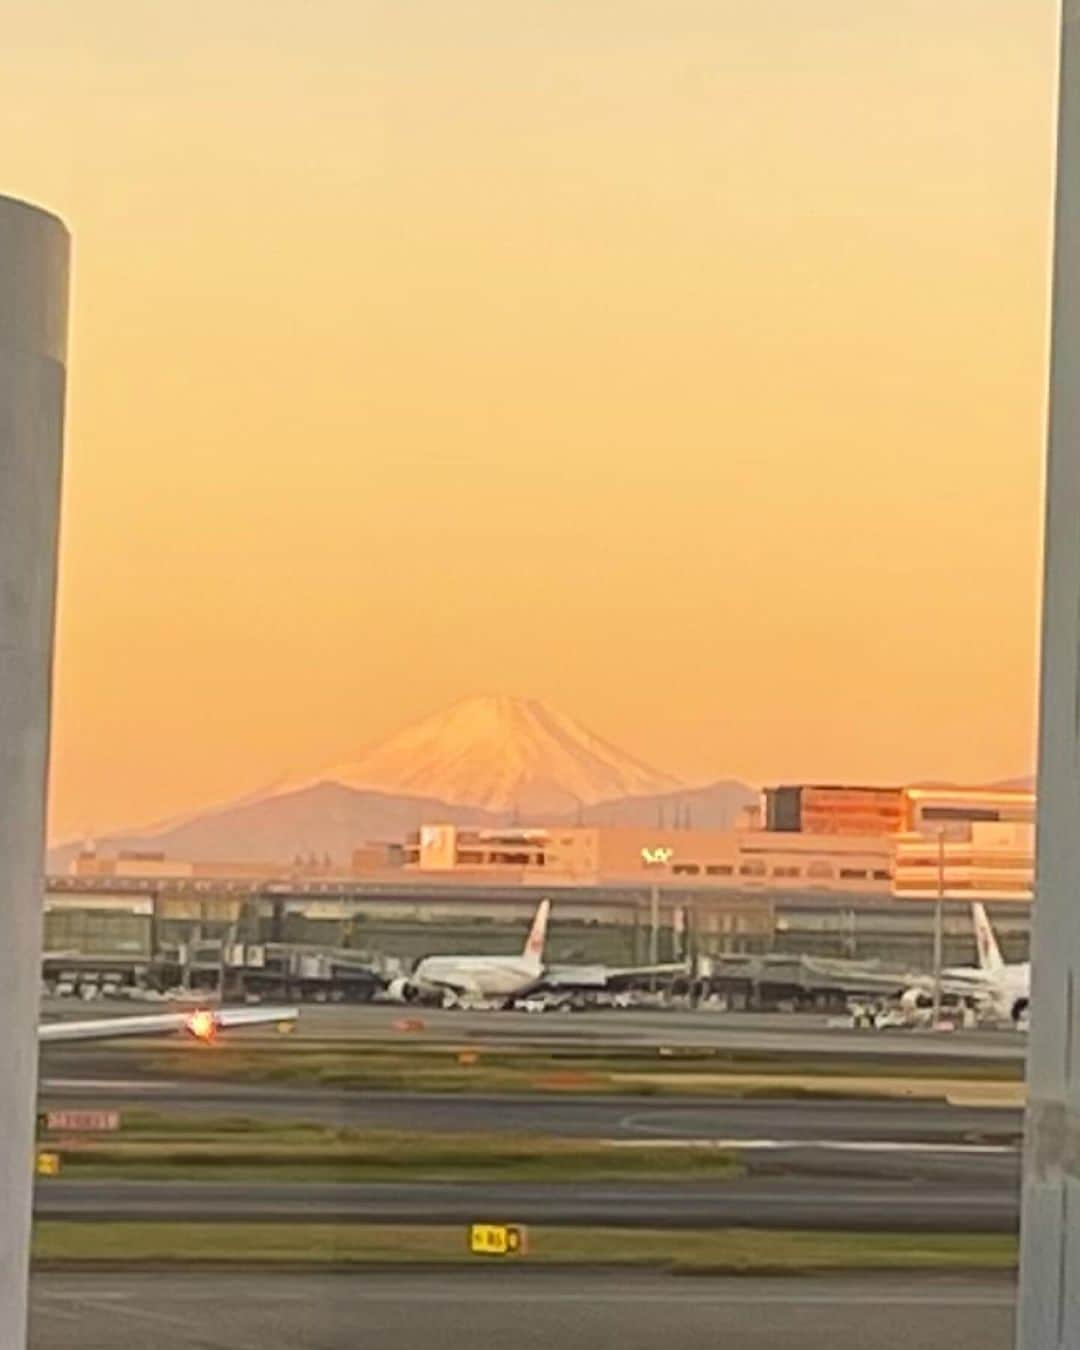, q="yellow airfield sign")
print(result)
[468,1223,527,1256]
